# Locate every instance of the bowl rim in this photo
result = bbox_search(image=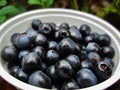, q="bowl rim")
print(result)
[0,8,120,90]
